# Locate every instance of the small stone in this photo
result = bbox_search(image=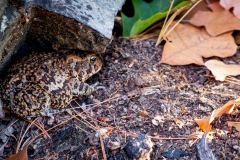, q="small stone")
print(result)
[233,145,240,151]
[132,105,138,110]
[123,134,153,160]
